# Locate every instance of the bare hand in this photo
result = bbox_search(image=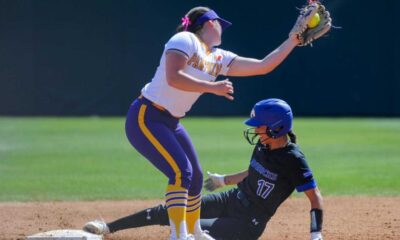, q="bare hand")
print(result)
[289,34,301,46]
[210,79,234,100]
